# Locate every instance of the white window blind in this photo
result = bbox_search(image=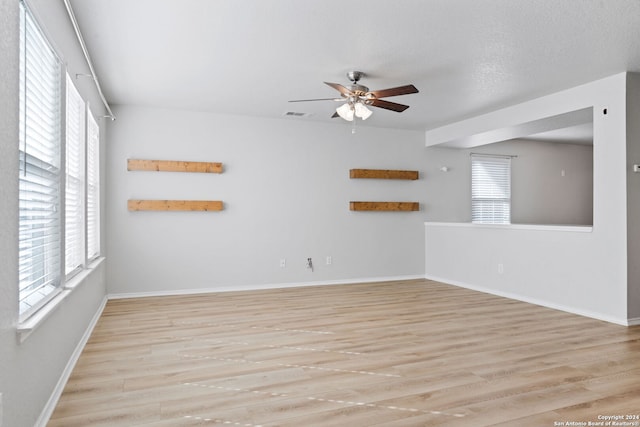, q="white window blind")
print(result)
[65,75,86,276]
[18,2,63,317]
[86,110,100,260]
[471,155,511,224]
